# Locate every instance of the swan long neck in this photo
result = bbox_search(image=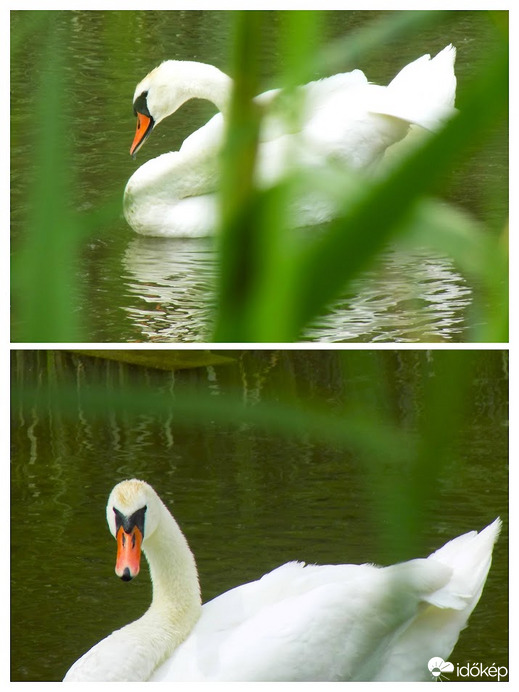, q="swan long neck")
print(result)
[152,61,232,123]
[143,499,202,634]
[182,63,232,115]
